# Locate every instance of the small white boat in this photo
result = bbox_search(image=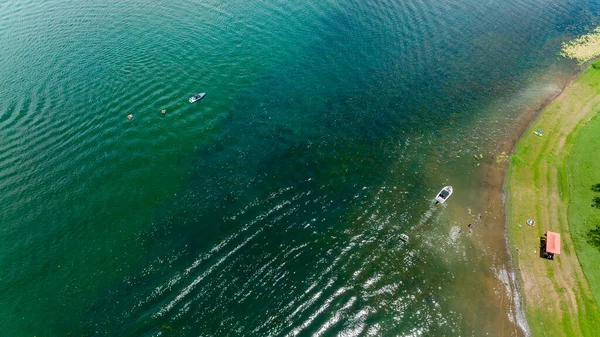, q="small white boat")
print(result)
[400,234,410,242]
[435,186,453,204]
[189,92,206,103]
